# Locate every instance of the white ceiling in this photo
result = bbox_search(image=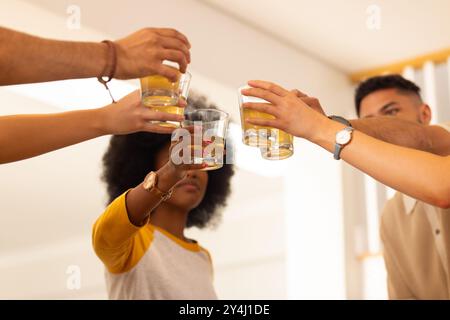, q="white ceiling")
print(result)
[26,0,450,74]
[202,0,450,73]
